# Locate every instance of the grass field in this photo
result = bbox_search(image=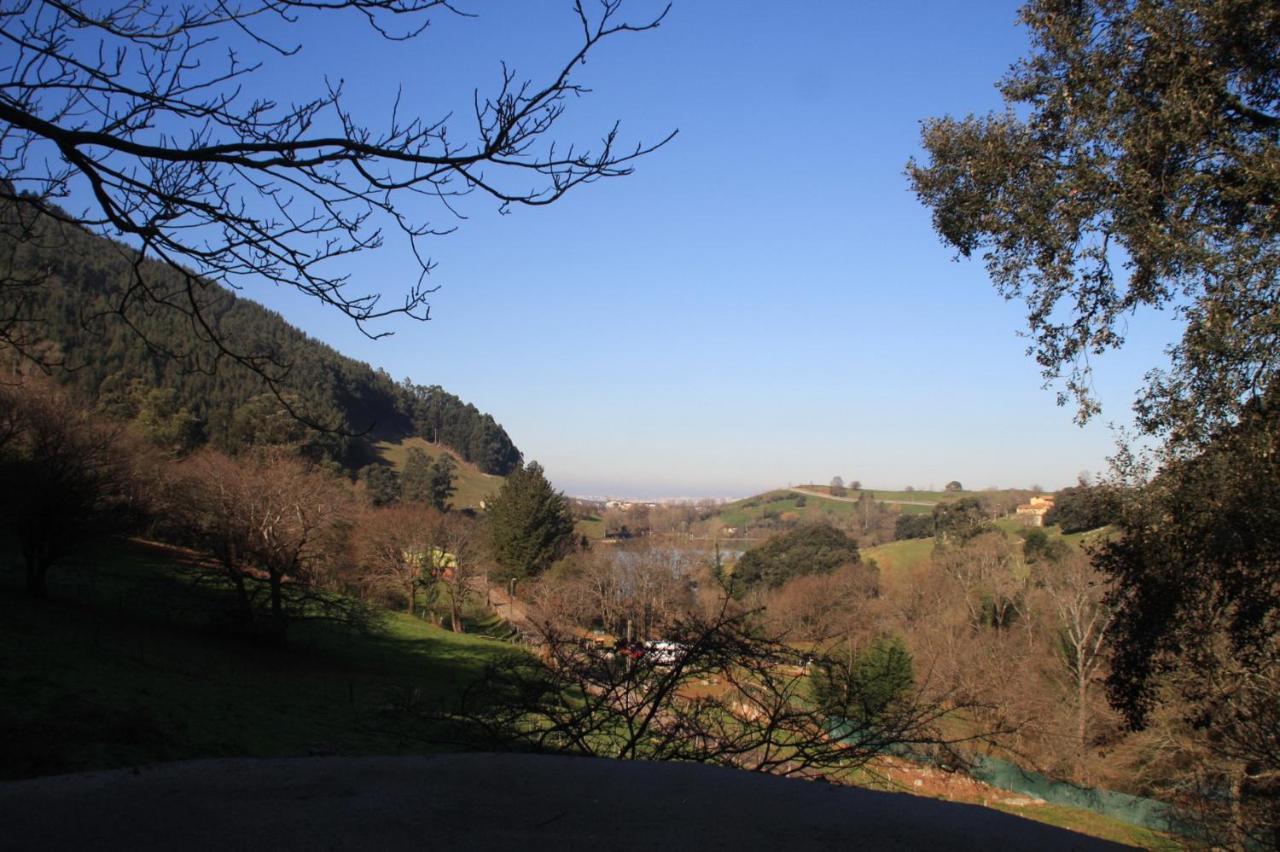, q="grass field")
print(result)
[861,537,937,577]
[575,514,605,541]
[373,436,504,509]
[718,486,978,531]
[865,521,1111,580]
[716,490,862,528]
[0,540,521,780]
[795,484,965,504]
